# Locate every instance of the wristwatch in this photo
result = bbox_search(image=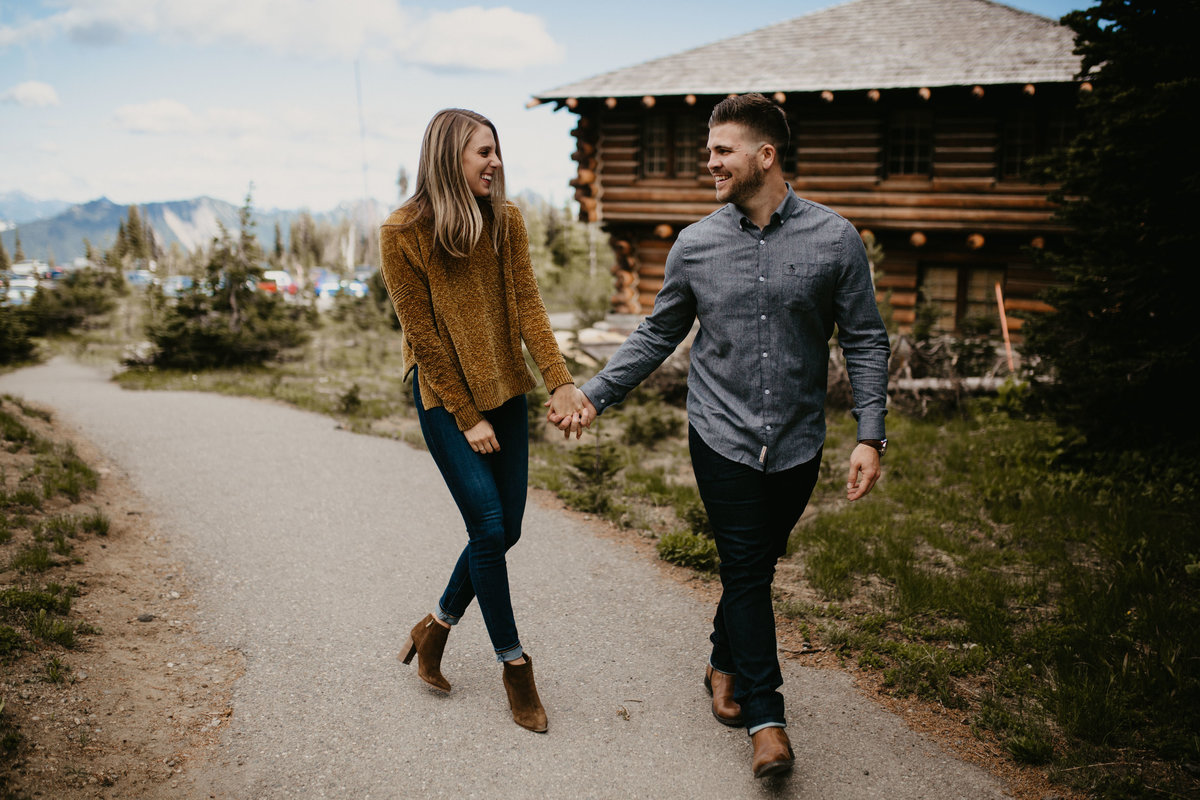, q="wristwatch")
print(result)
[859,438,887,457]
